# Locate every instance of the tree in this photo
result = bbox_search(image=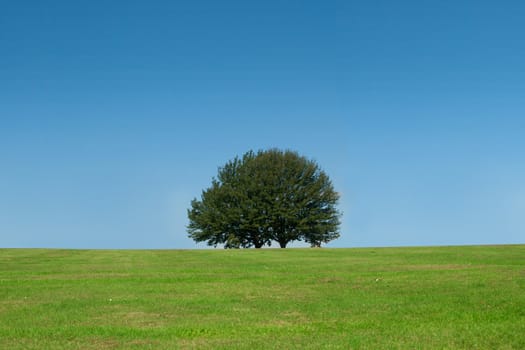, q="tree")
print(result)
[187,149,341,248]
